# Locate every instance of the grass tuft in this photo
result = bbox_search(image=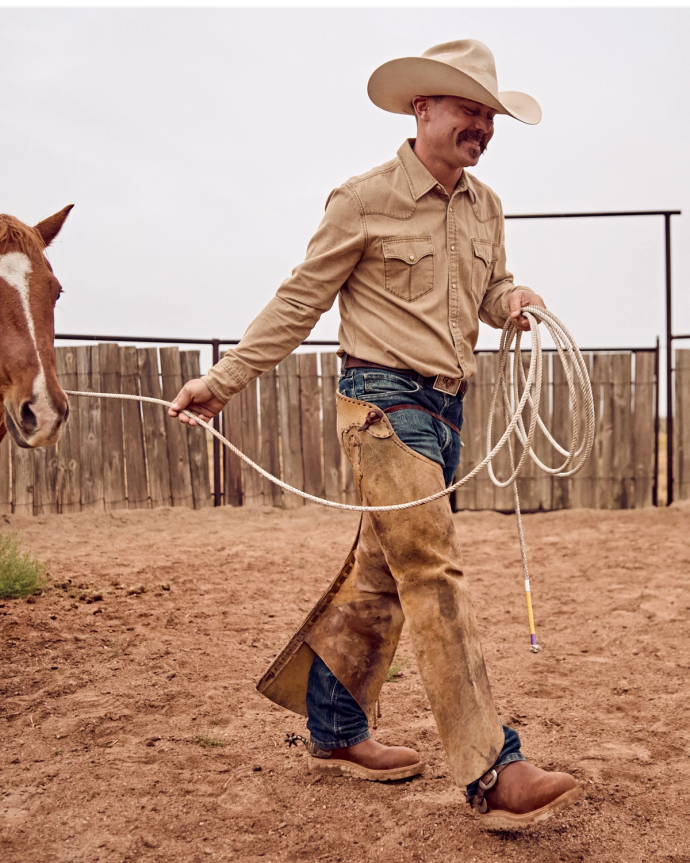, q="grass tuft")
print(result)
[386,655,409,683]
[194,733,225,749]
[0,532,48,599]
